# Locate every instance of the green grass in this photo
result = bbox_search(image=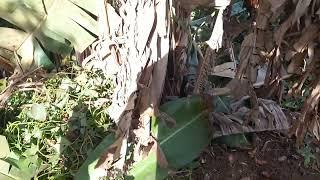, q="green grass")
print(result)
[0,66,115,179]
